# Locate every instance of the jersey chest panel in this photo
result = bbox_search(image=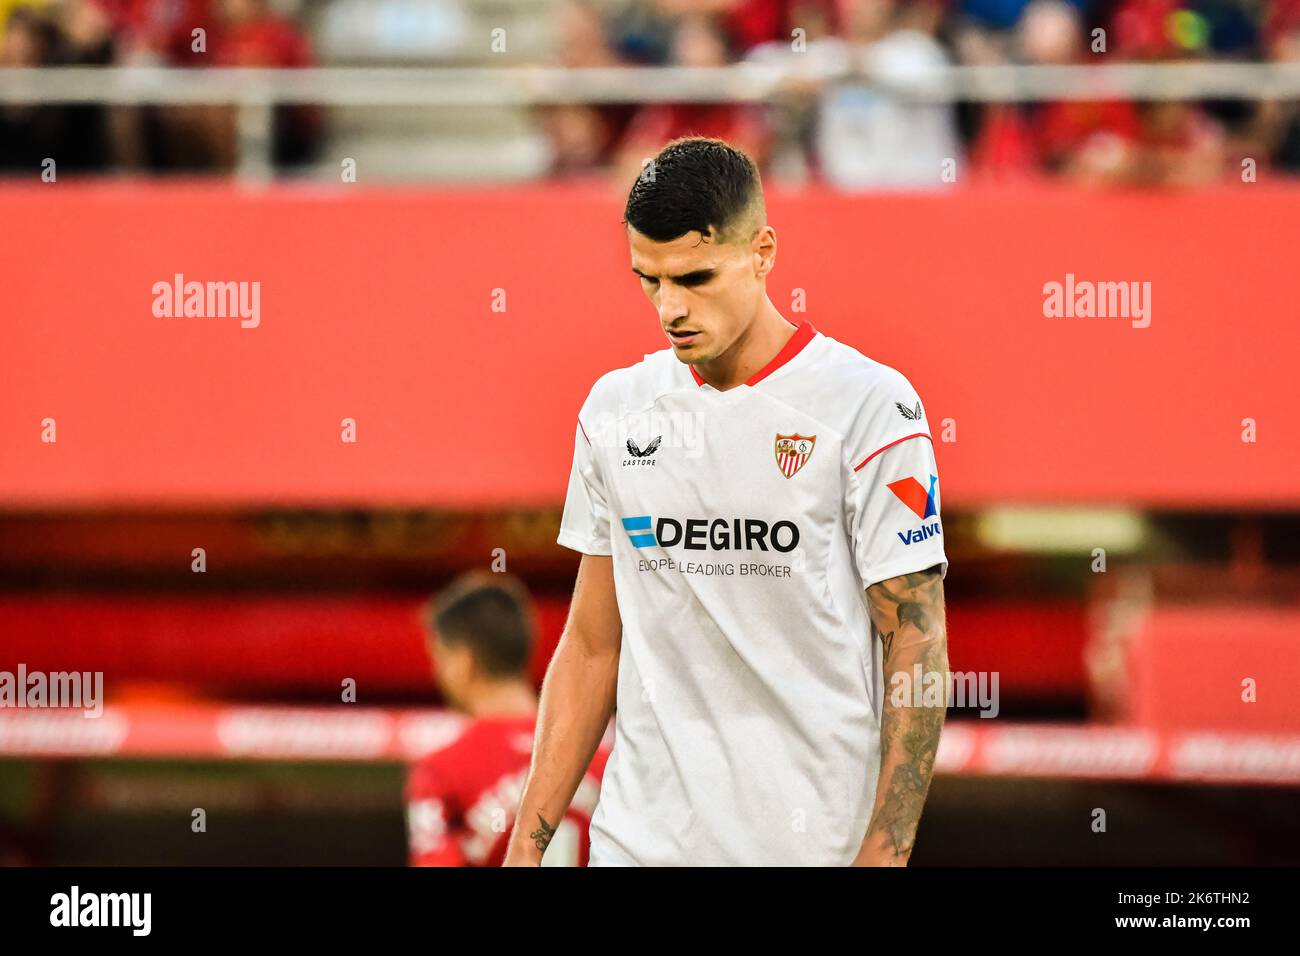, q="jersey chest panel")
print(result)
[596,389,845,577]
